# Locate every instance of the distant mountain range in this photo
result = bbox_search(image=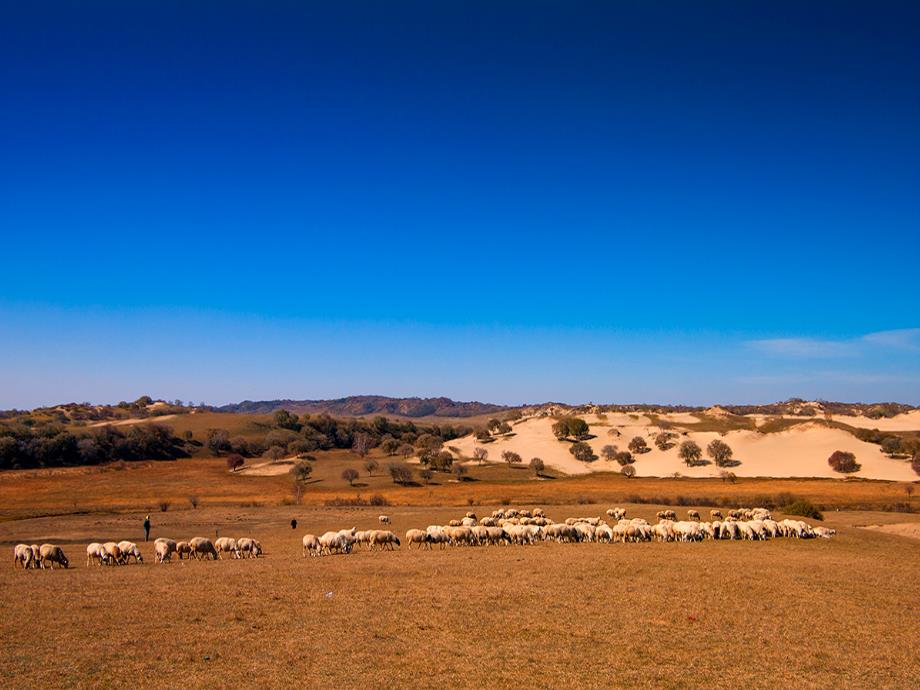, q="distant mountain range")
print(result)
[216,395,510,418]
